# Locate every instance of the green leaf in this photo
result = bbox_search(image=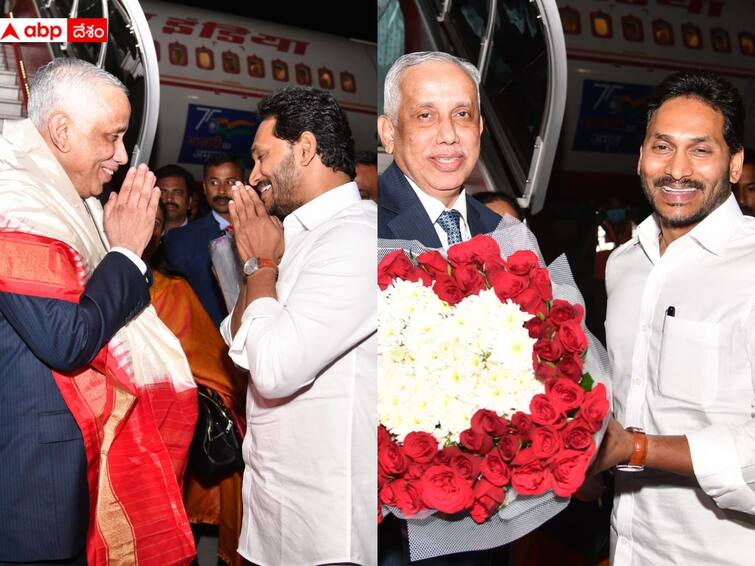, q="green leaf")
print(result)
[579,372,594,392]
